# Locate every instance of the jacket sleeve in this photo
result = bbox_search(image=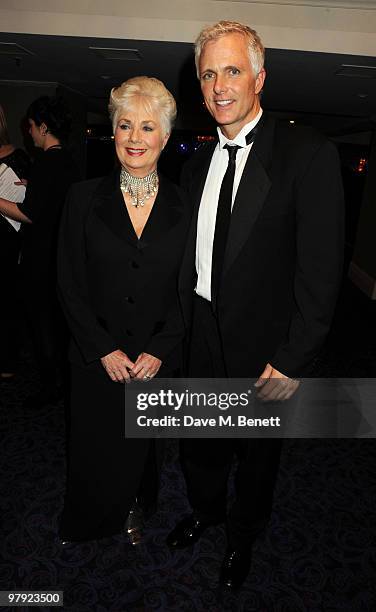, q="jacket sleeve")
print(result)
[57,183,119,363]
[271,139,345,377]
[143,293,185,362]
